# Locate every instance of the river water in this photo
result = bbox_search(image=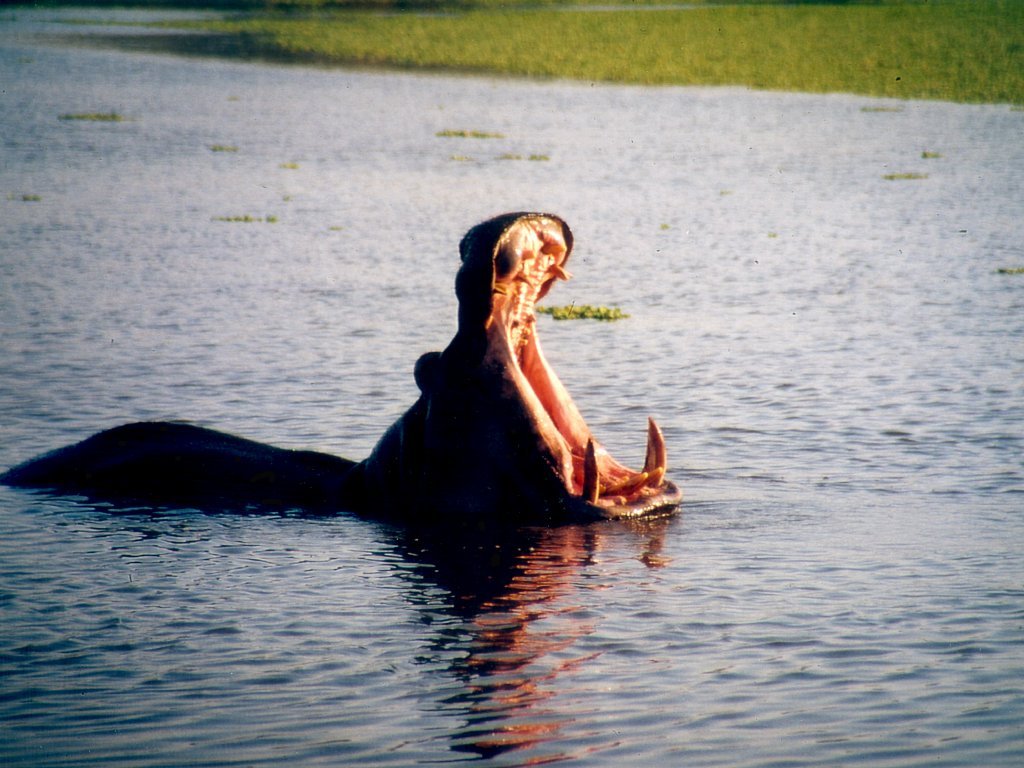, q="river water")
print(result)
[1,10,1022,767]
